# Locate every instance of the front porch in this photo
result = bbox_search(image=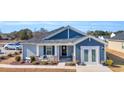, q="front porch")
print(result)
[36,44,76,62]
